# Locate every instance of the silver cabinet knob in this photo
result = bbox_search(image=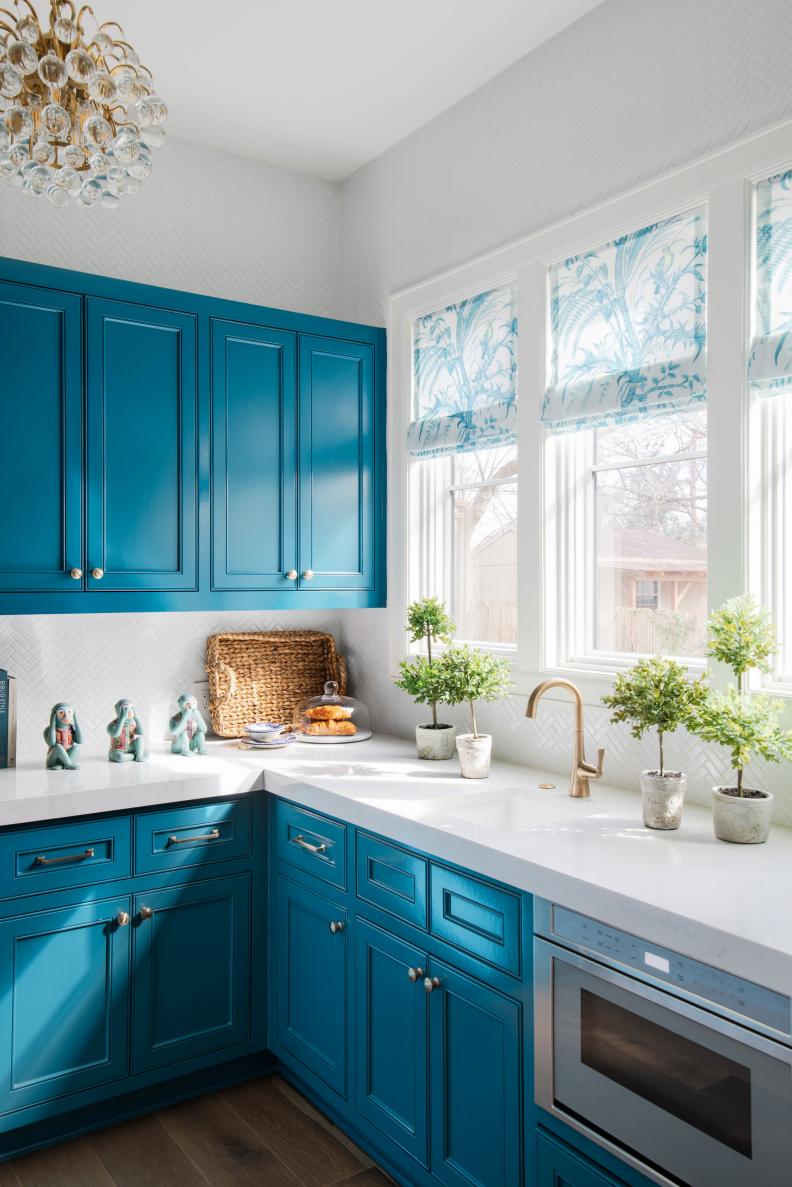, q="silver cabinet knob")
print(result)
[139,906,153,921]
[285,569,298,580]
[407,966,424,982]
[424,976,441,994]
[69,567,82,580]
[91,567,104,580]
[302,569,314,580]
[115,911,130,927]
[329,920,344,935]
